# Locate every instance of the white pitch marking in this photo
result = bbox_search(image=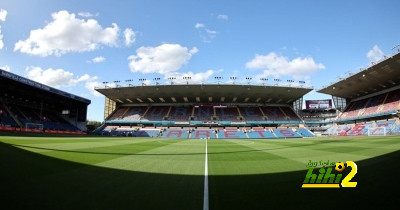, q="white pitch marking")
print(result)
[203,139,209,210]
[157,140,255,146]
